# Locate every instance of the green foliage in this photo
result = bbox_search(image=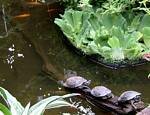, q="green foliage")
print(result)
[54,9,90,48]
[140,14,150,48]
[138,0,150,15]
[0,87,79,115]
[55,9,150,61]
[60,0,150,15]
[60,0,80,9]
[142,27,150,48]
[60,0,92,10]
[100,0,136,14]
[0,103,11,115]
[55,0,150,63]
